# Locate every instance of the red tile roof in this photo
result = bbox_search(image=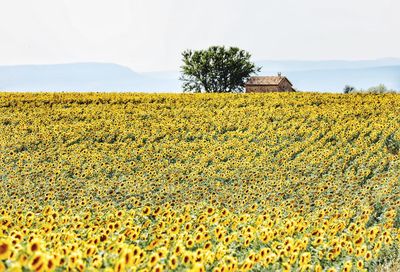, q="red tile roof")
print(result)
[246,76,292,86]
